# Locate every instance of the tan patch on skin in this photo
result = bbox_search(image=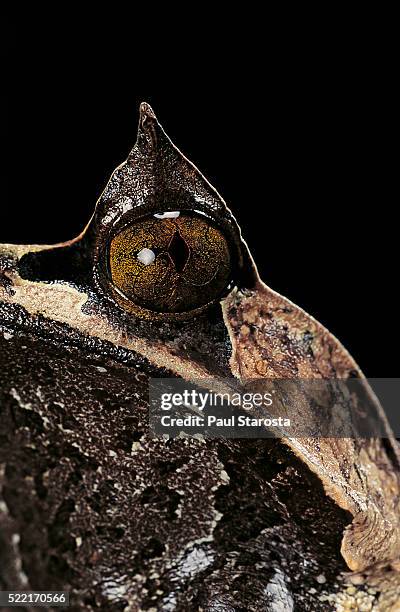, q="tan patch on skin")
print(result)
[222,281,400,574]
[342,559,400,610]
[0,262,213,382]
[0,247,237,397]
[239,324,250,337]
